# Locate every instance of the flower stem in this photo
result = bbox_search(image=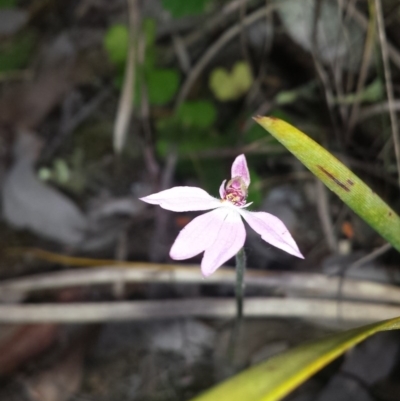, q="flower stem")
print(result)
[235,248,246,320]
[228,248,247,361]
